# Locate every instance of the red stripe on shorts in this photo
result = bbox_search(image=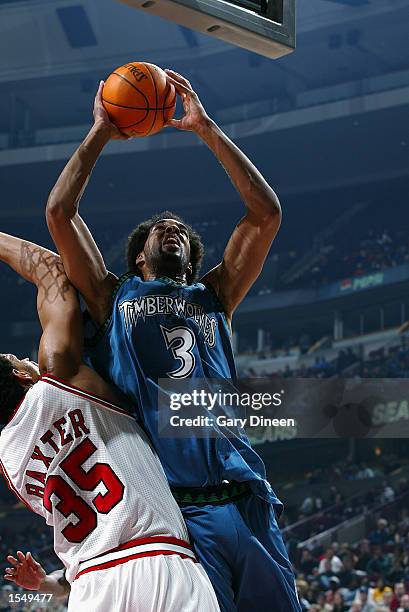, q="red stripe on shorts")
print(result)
[75,549,197,580]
